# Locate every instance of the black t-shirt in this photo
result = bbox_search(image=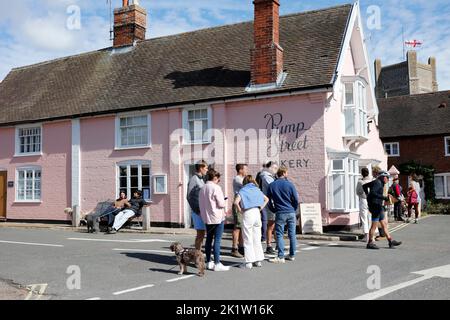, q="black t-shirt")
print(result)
[129,198,149,216]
